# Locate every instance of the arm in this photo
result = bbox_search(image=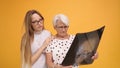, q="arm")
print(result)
[46,53,72,68]
[31,36,52,65]
[46,53,55,68]
[46,53,63,68]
